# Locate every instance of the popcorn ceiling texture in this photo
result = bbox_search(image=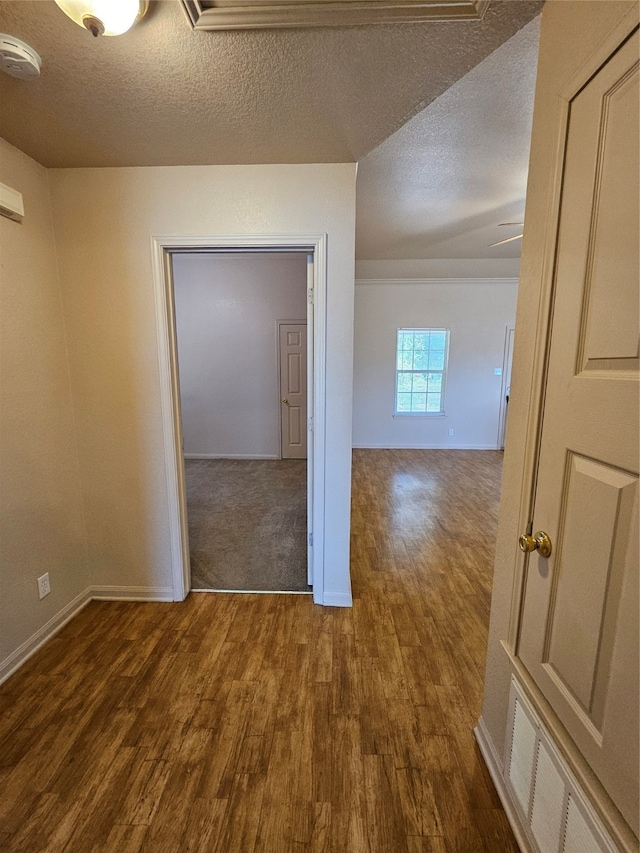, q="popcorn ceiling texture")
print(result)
[0,0,542,168]
[355,16,541,261]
